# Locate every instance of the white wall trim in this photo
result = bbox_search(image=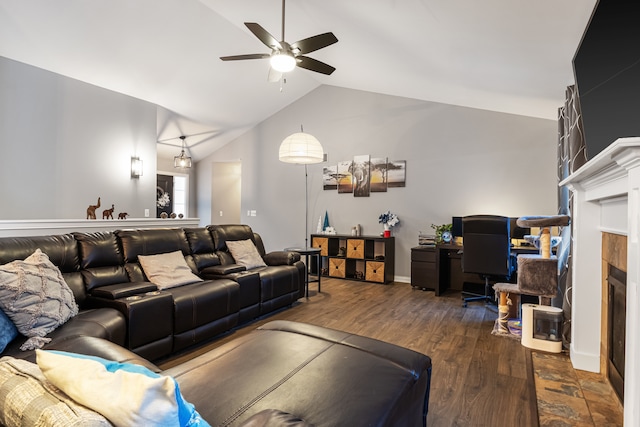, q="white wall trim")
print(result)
[0,218,200,237]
